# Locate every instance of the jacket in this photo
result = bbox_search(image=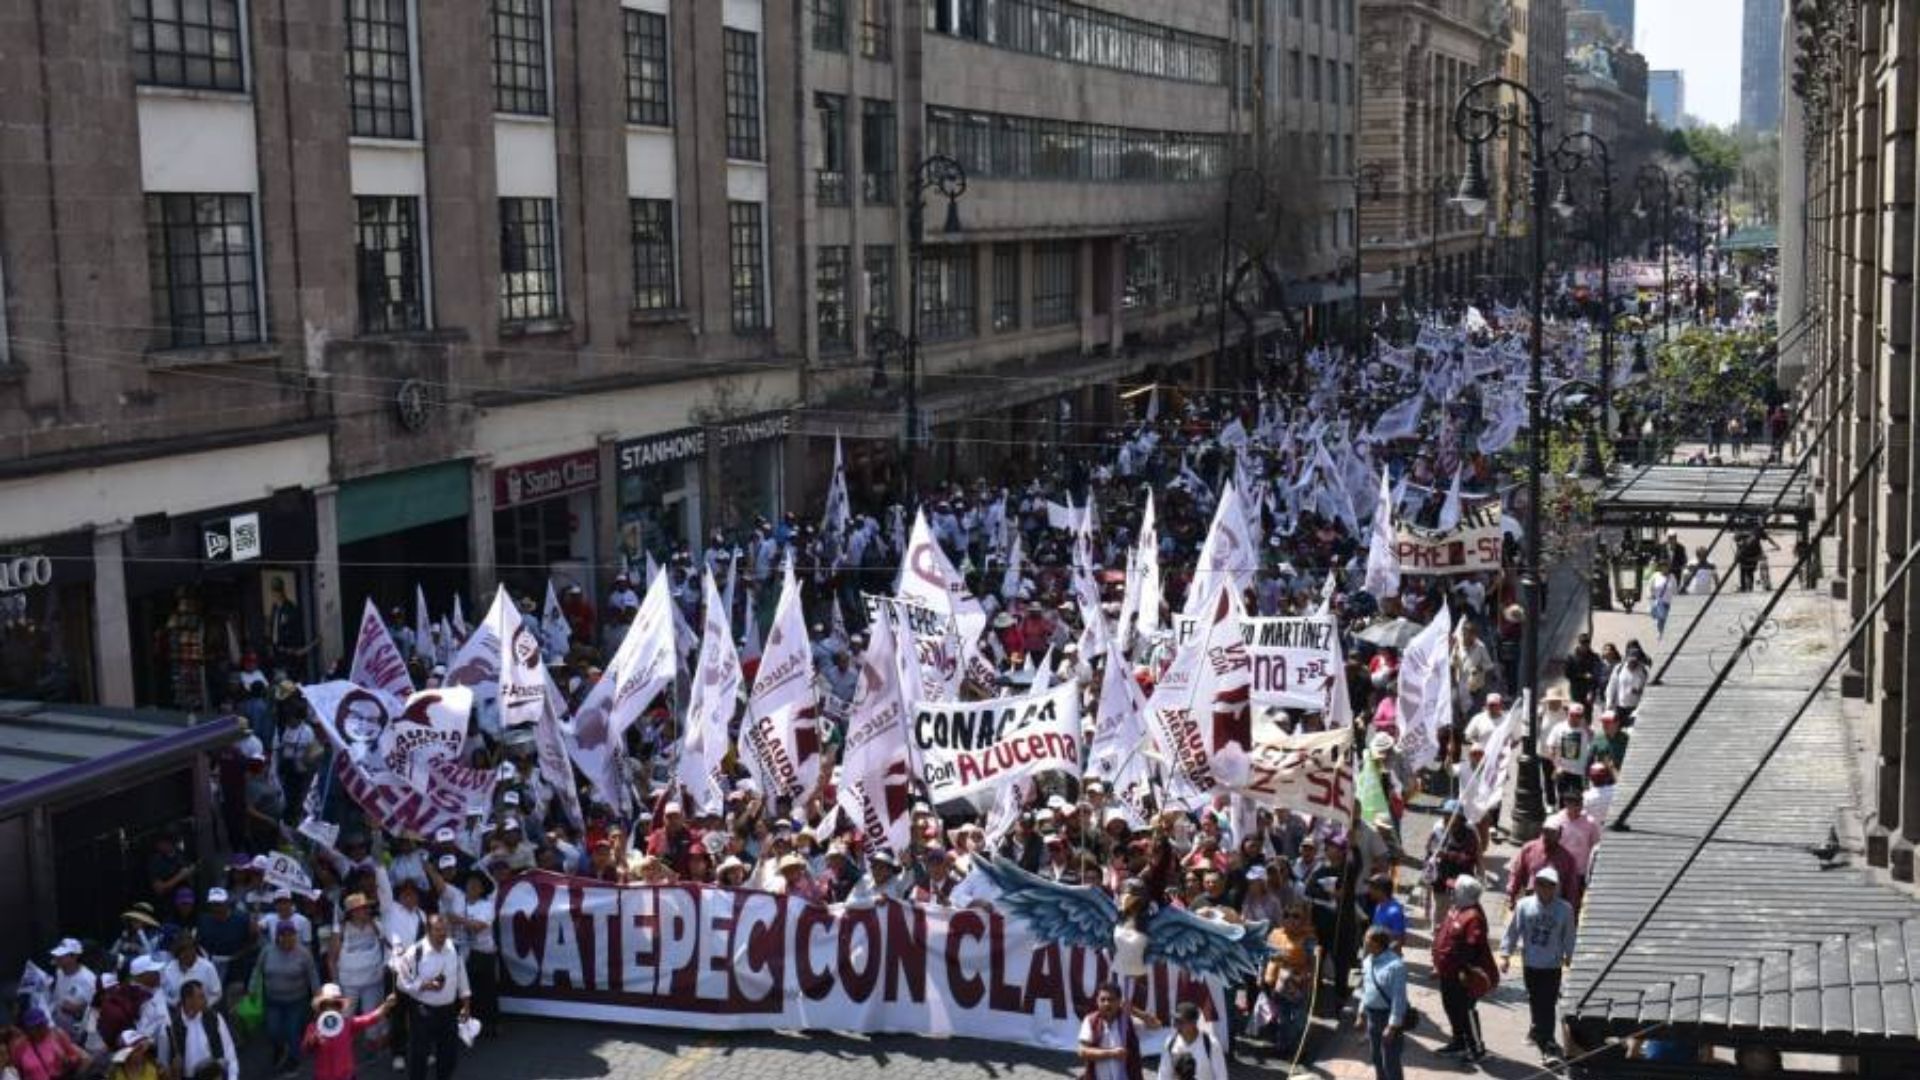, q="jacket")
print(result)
[1432,904,1498,992]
